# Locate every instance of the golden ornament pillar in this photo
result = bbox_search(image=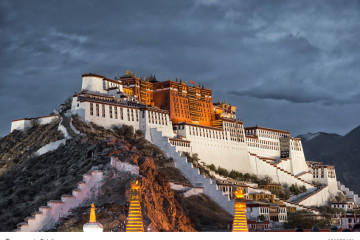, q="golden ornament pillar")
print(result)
[126,180,144,232]
[83,203,103,232]
[232,188,249,232]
